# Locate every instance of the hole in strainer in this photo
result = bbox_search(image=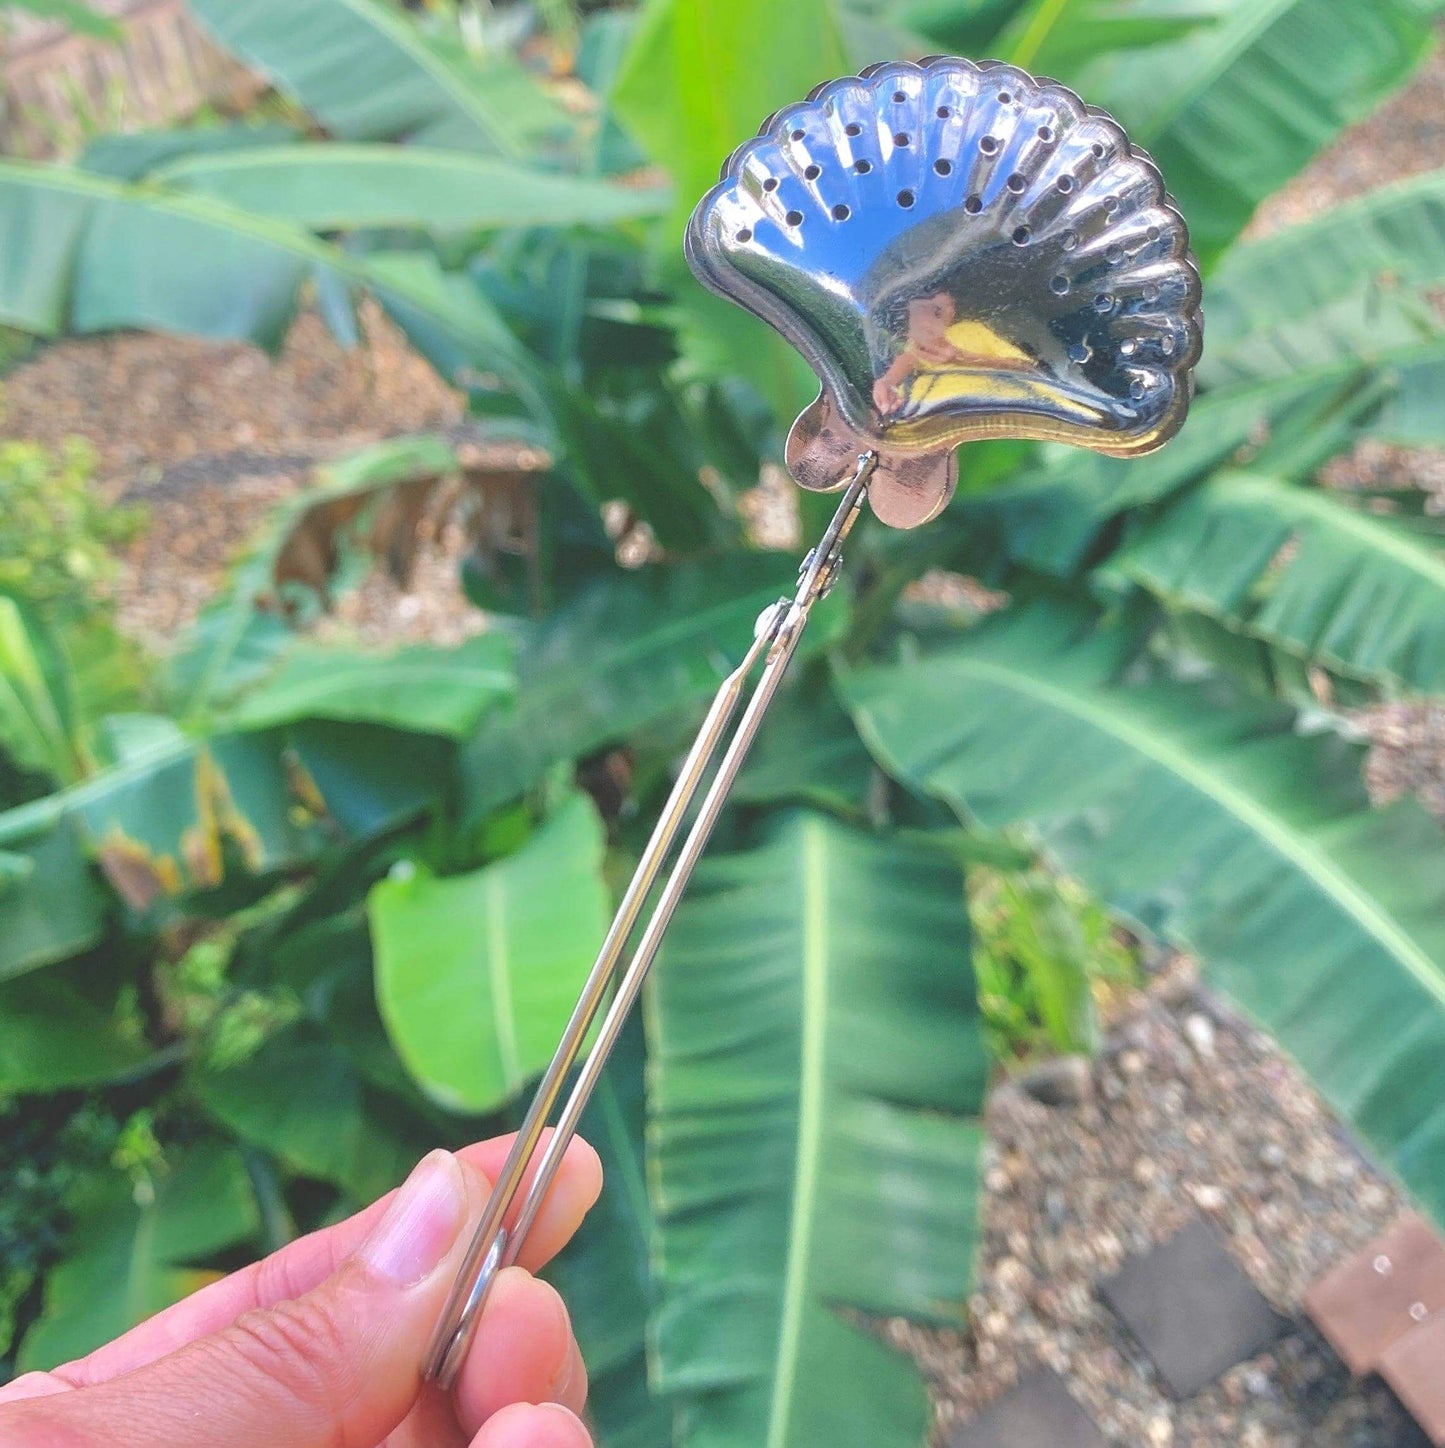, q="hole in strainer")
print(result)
[1012,226,1031,246]
[785,209,804,227]
[897,189,915,208]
